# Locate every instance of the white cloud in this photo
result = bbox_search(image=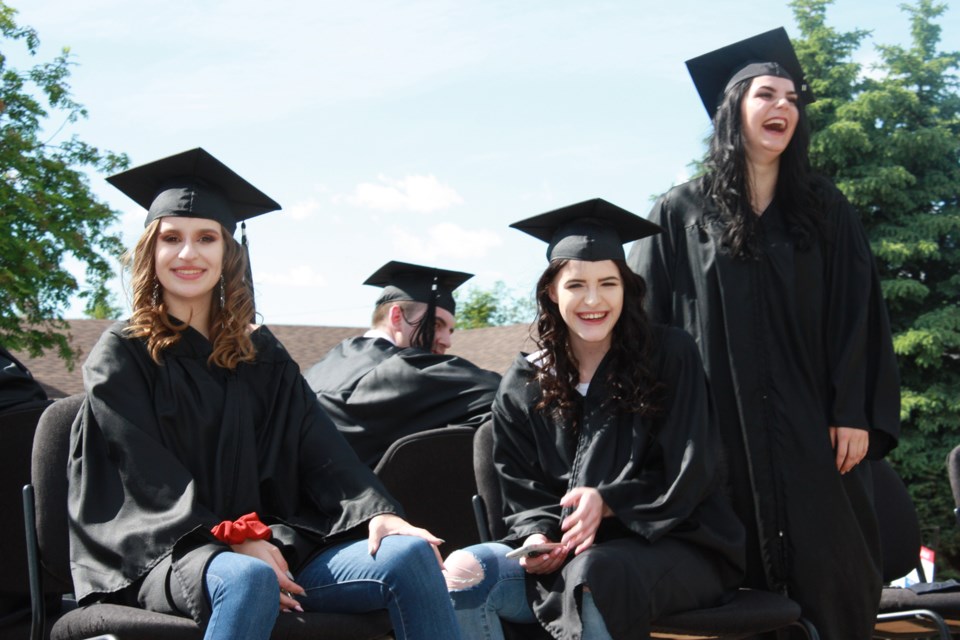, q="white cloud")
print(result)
[390,223,501,261]
[256,265,328,288]
[286,197,321,221]
[339,174,463,213]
